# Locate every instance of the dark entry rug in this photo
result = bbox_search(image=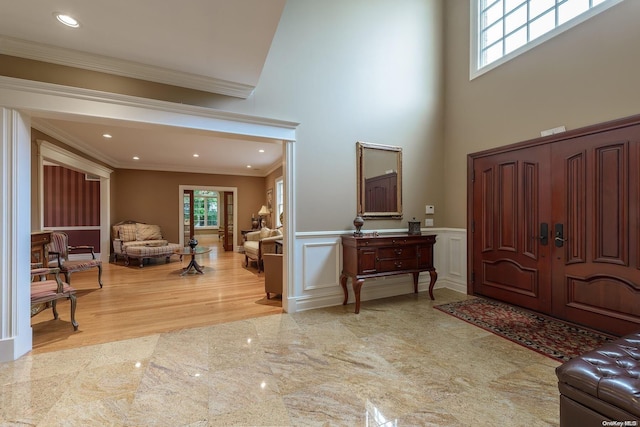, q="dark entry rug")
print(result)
[434,297,616,362]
